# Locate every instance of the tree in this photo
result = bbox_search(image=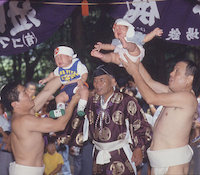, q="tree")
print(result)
[0,5,199,89]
